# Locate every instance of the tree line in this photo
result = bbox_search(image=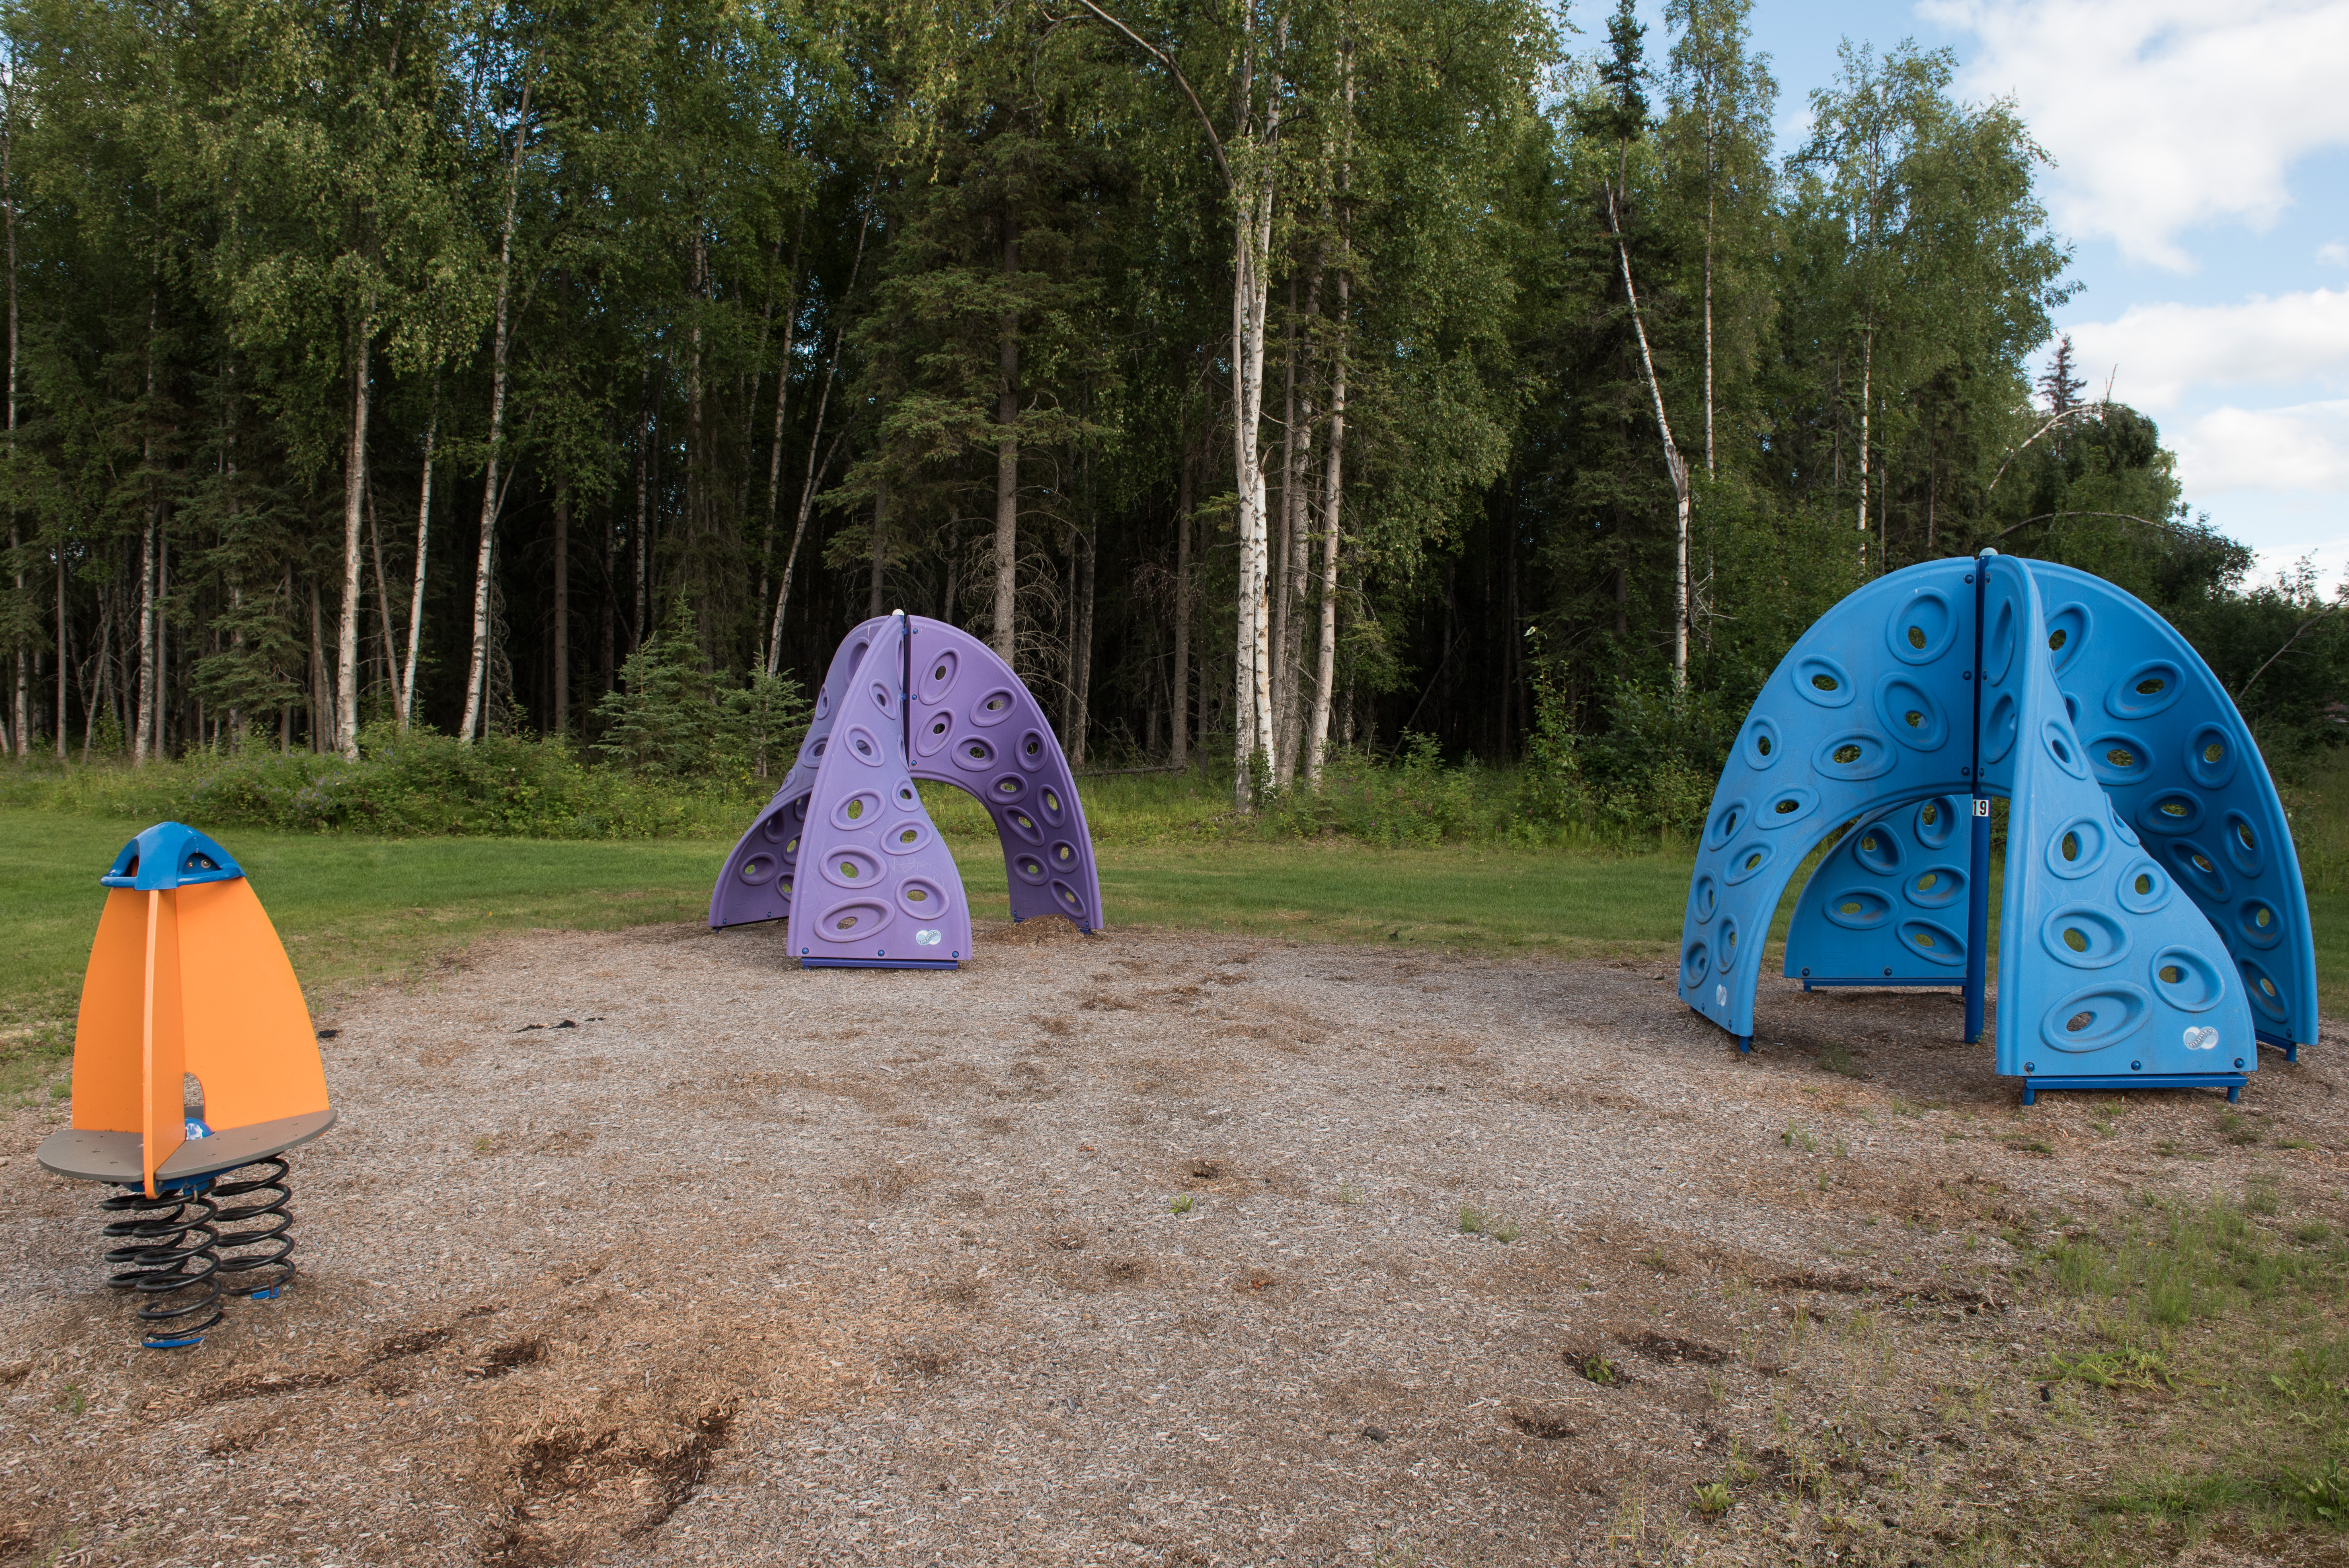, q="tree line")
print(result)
[0,0,2336,815]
